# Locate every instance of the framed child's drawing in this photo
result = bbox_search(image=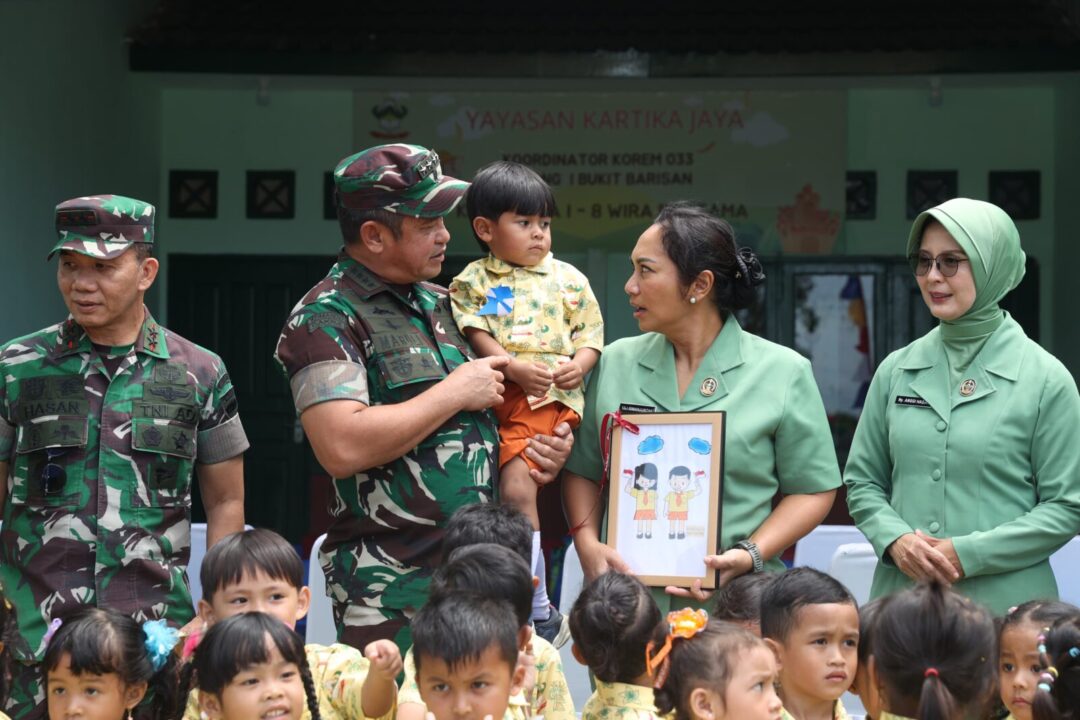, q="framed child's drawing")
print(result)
[606,411,725,589]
